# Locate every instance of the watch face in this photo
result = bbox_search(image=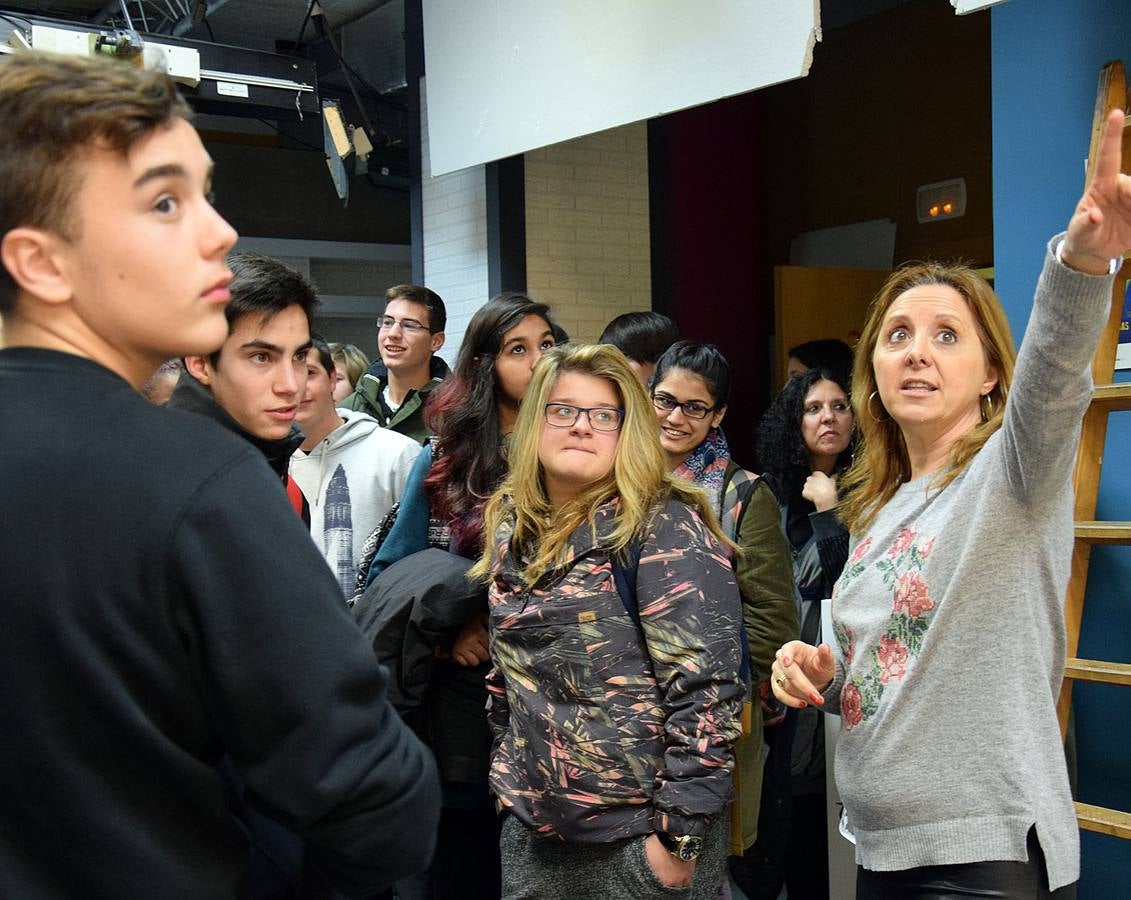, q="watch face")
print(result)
[677,836,704,861]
